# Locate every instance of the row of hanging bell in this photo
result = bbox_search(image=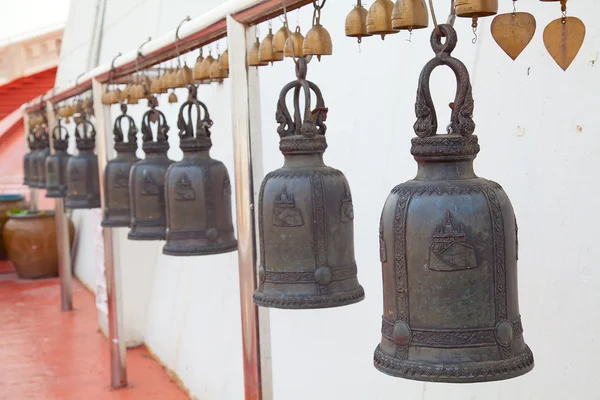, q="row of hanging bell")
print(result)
[163,85,237,255]
[253,58,364,309]
[372,24,533,383]
[65,118,101,209]
[27,128,50,189]
[45,119,71,198]
[192,50,229,84]
[102,104,140,227]
[128,97,173,240]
